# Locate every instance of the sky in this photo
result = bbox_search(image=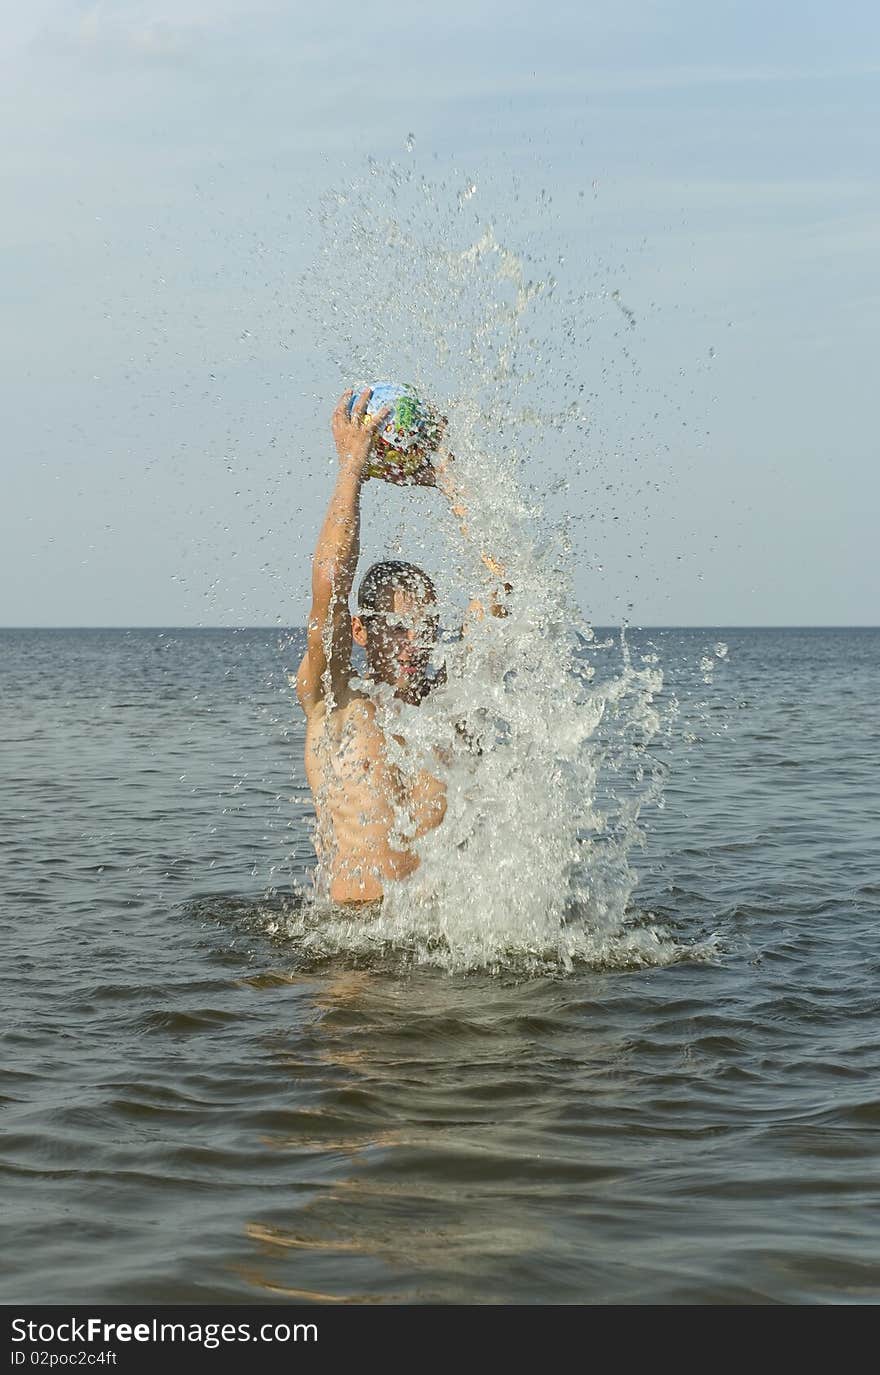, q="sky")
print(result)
[2,0,878,626]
